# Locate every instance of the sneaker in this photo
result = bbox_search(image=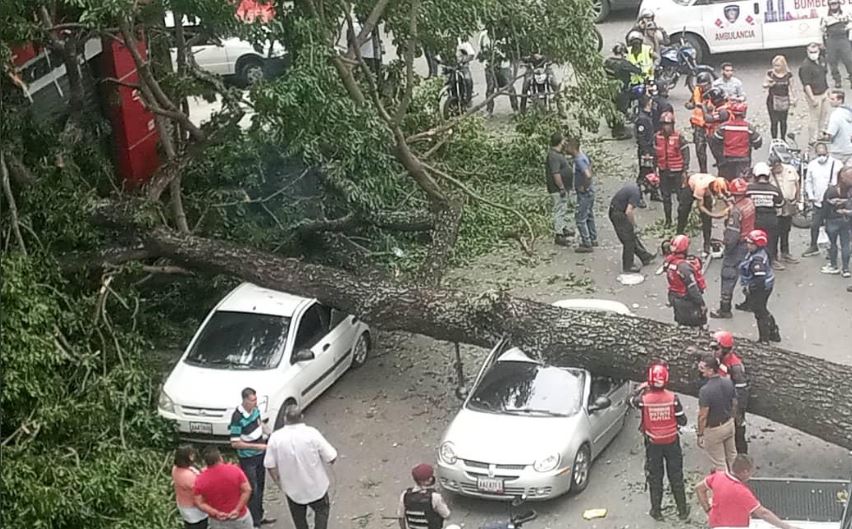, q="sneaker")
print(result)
[649,509,664,521]
[843,270,851,278]
[710,309,733,319]
[554,235,571,247]
[771,260,786,271]
[735,301,752,312]
[575,245,593,253]
[781,253,800,264]
[591,240,599,247]
[802,246,820,257]
[821,264,841,275]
